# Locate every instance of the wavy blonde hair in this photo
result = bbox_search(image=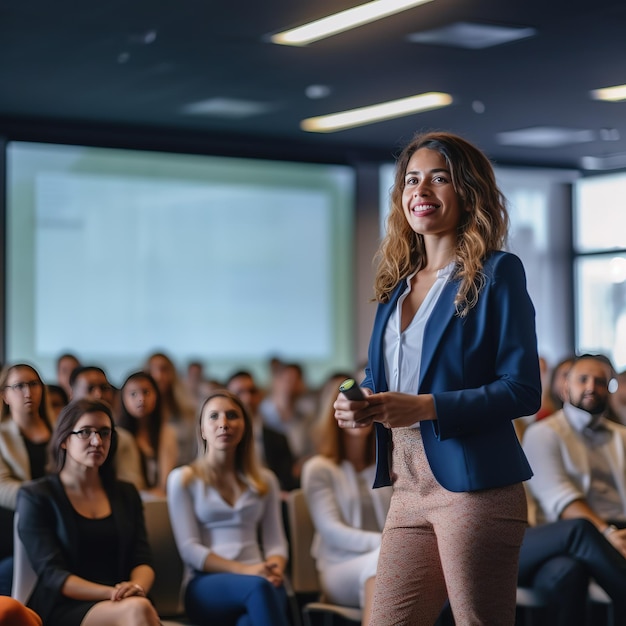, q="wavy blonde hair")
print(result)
[375,131,509,315]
